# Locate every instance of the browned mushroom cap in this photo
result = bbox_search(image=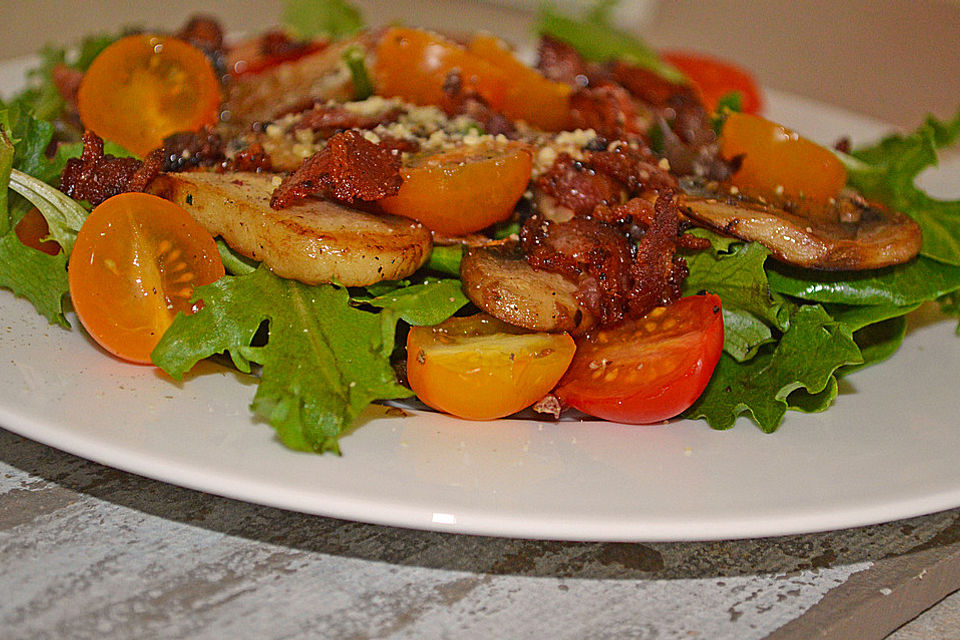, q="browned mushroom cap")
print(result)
[460,243,595,334]
[676,188,922,271]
